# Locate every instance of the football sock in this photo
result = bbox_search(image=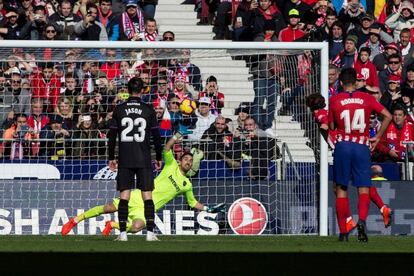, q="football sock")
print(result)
[369,186,385,210]
[76,205,105,223]
[345,197,351,218]
[118,199,128,232]
[336,197,349,234]
[144,200,155,232]
[358,193,370,221]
